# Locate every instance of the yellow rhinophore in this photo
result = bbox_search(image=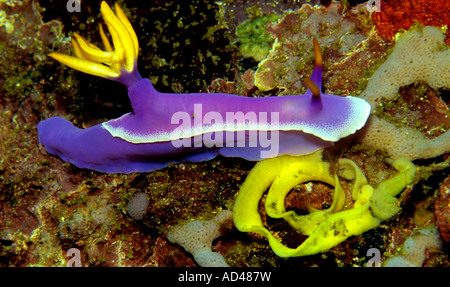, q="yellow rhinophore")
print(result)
[233,150,417,258]
[49,1,139,80]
